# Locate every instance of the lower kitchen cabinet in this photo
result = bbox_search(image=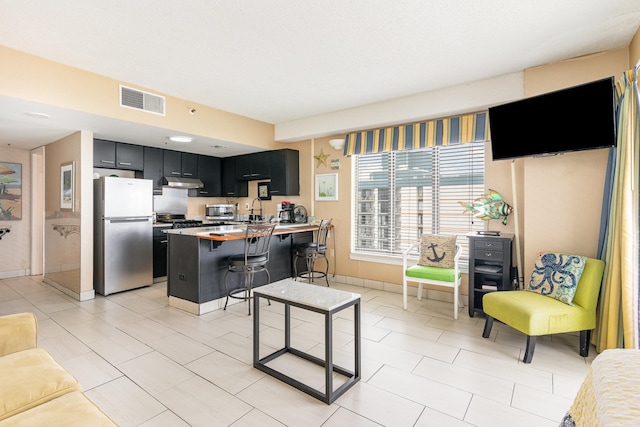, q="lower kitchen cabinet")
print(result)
[153,226,170,278]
